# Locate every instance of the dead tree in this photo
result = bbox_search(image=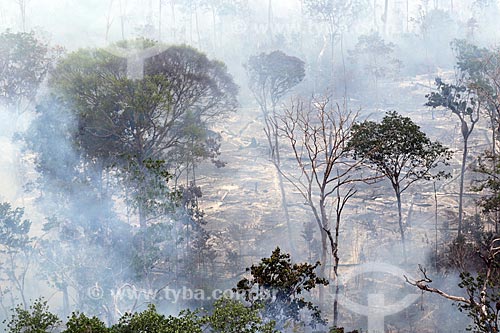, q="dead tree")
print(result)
[273,96,376,325]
